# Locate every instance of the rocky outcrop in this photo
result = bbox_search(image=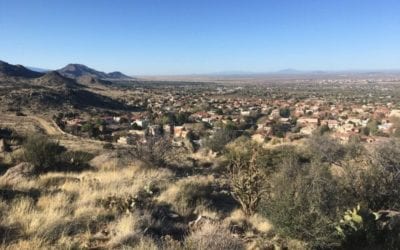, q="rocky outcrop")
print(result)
[0,162,35,185]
